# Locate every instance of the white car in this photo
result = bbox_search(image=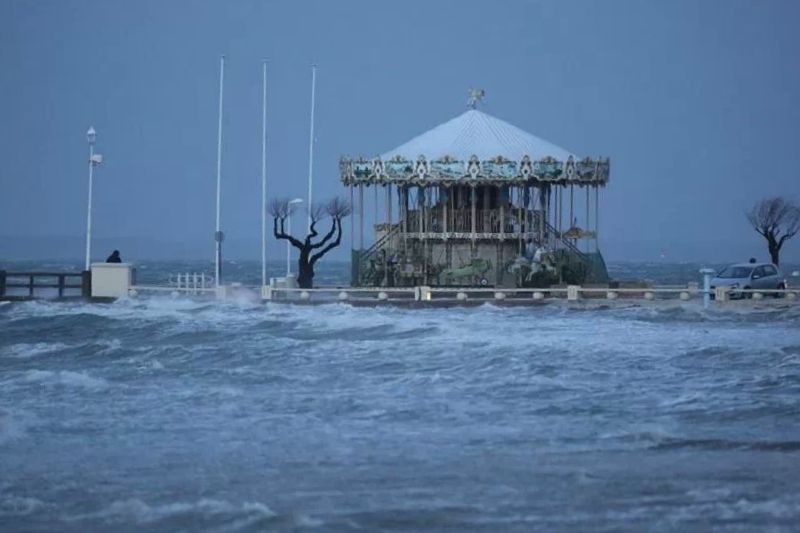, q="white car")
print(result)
[710,262,787,298]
